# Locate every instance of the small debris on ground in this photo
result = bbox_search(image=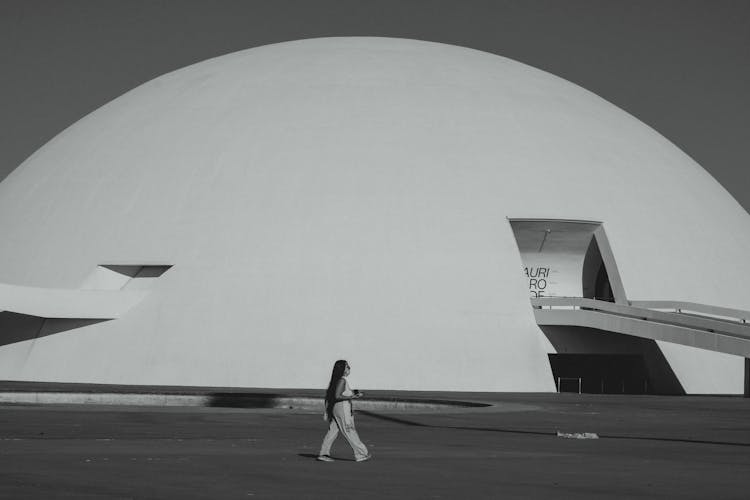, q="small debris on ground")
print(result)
[556,431,599,439]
